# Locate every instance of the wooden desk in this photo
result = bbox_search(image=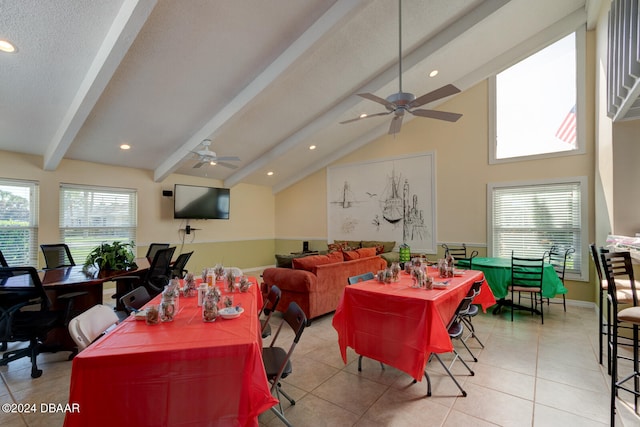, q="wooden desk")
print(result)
[64,278,277,427]
[332,270,495,380]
